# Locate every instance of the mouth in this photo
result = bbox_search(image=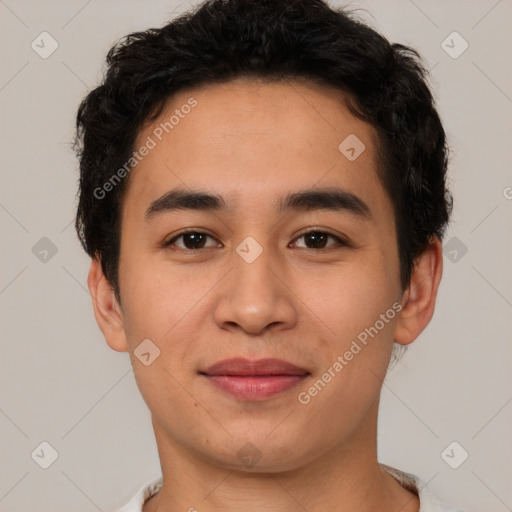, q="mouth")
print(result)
[199,358,310,401]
